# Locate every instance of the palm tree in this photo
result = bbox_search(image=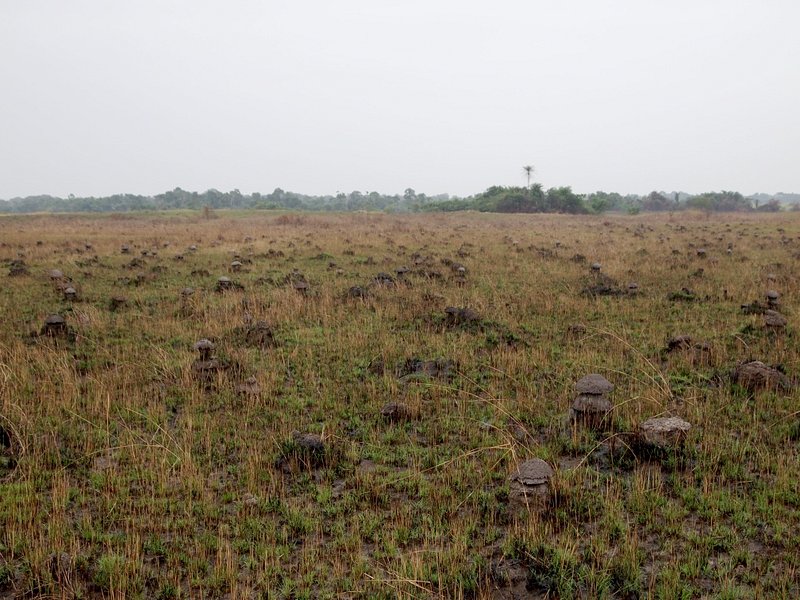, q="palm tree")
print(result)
[522,165,535,190]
